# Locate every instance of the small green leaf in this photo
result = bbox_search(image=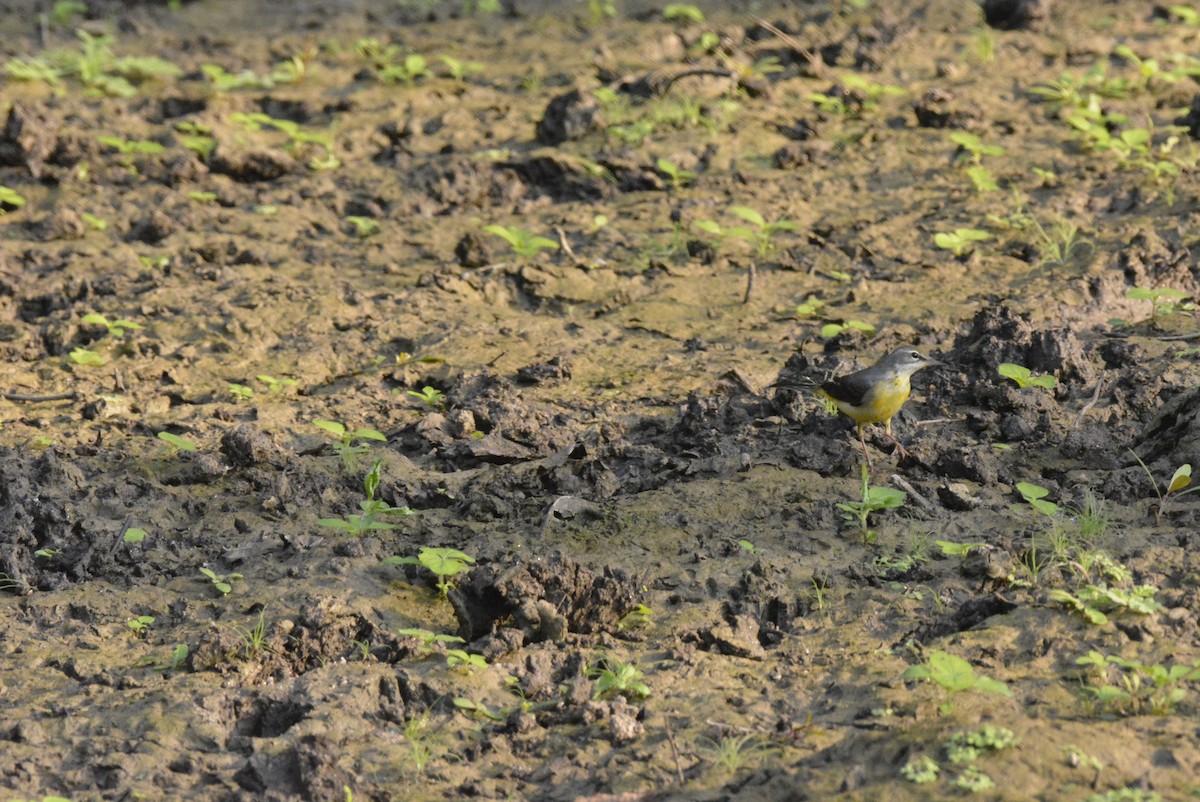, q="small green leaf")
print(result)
[1168,464,1192,494]
[123,527,148,544]
[157,431,197,451]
